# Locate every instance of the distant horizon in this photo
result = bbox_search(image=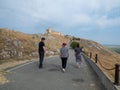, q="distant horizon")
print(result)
[102,44,120,46]
[1,27,120,46]
[0,0,120,45]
